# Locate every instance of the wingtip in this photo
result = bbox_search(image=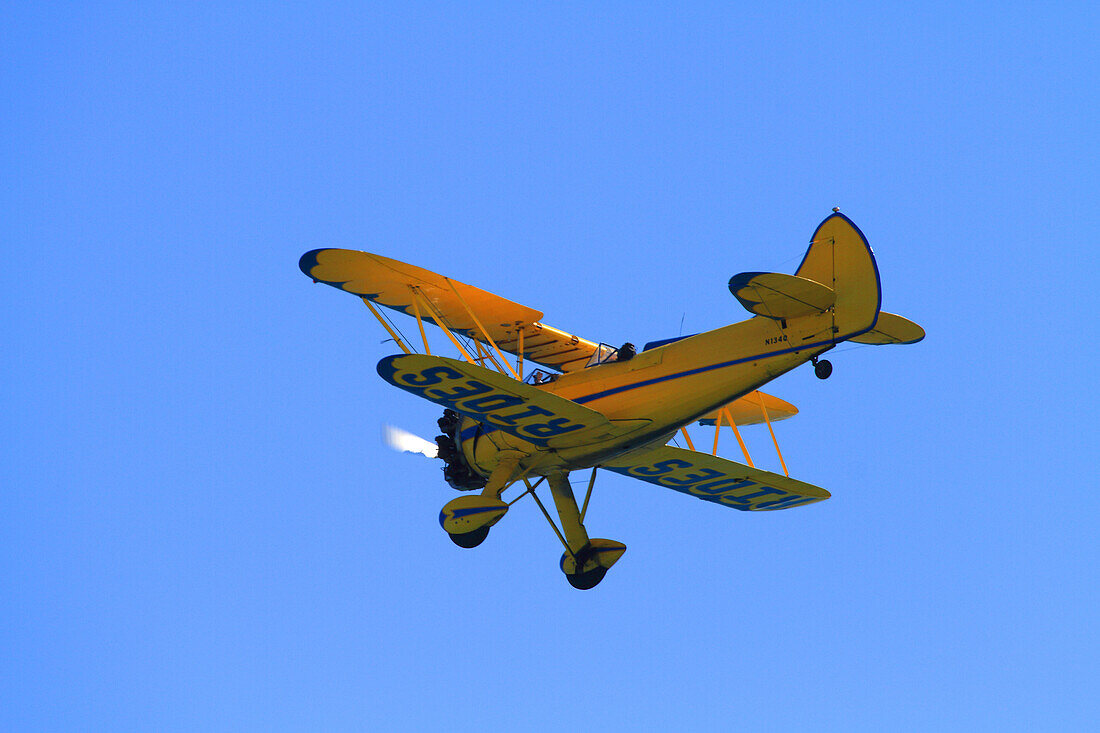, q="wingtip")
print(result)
[299,249,325,278]
[727,271,767,296]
